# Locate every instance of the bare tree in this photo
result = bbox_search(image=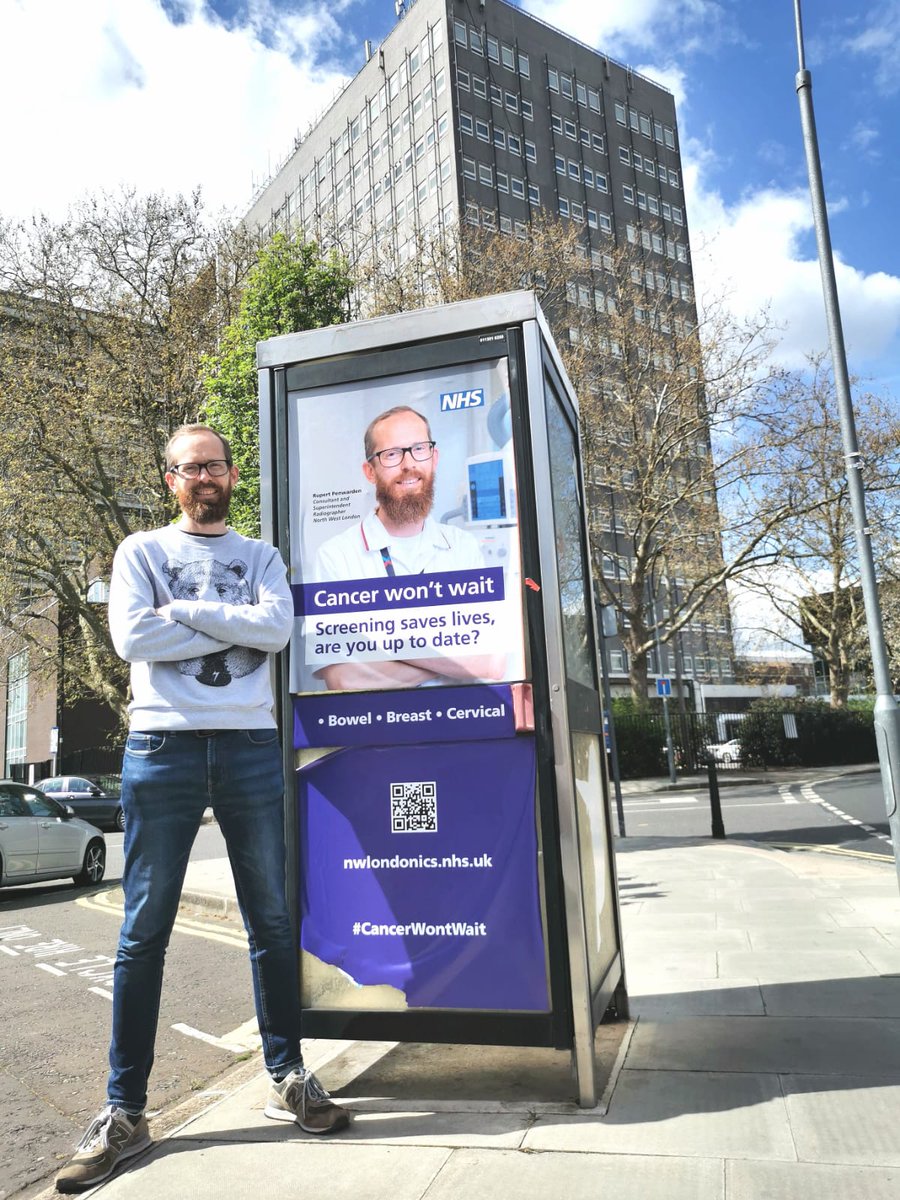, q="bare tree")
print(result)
[735,355,900,706]
[0,191,259,727]
[358,217,800,702]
